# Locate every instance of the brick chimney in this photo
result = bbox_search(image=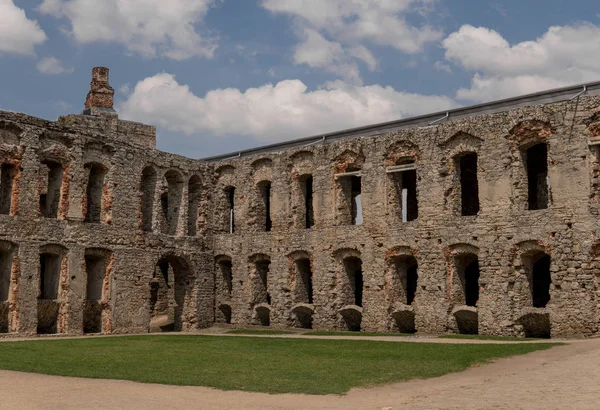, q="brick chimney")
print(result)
[84,67,115,114]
